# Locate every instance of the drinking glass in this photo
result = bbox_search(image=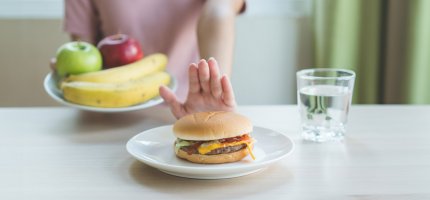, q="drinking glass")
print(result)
[296,68,355,142]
